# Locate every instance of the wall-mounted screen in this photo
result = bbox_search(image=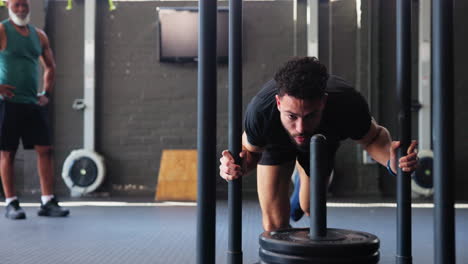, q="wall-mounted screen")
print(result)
[158,7,229,63]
